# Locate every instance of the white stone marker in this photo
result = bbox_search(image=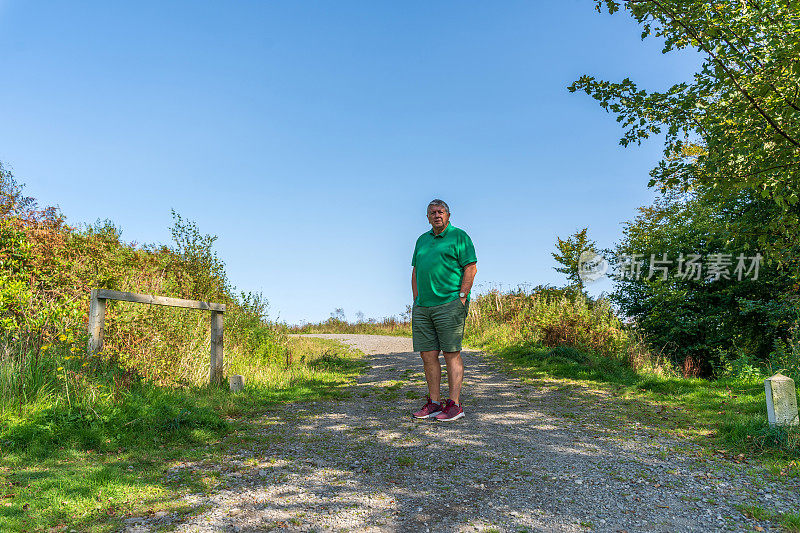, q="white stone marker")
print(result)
[229,375,245,393]
[764,373,799,427]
